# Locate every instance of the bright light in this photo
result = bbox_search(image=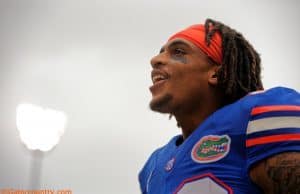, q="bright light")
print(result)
[16,103,67,152]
